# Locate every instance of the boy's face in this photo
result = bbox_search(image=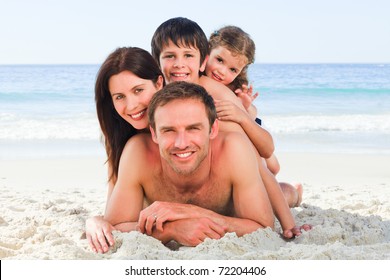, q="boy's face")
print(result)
[159,40,207,84]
